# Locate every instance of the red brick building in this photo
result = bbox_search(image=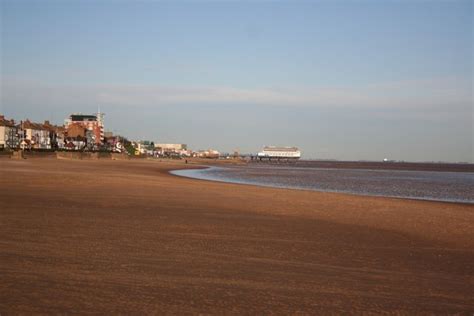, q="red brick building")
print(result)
[64,113,104,147]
